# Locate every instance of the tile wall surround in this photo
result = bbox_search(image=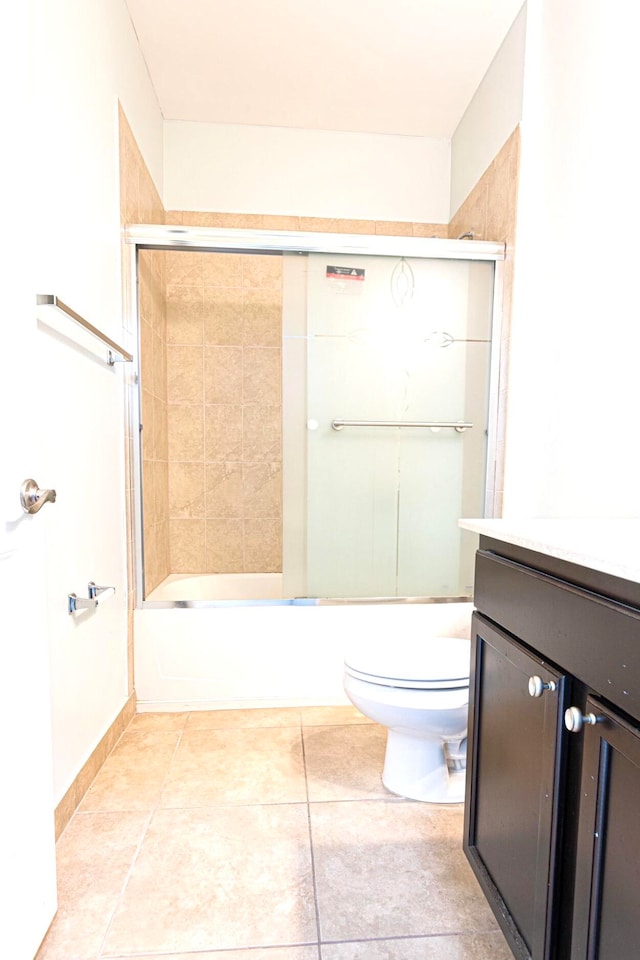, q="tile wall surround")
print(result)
[448,127,520,517]
[138,249,170,592]
[164,209,450,237]
[119,107,519,588]
[118,105,166,640]
[164,250,284,573]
